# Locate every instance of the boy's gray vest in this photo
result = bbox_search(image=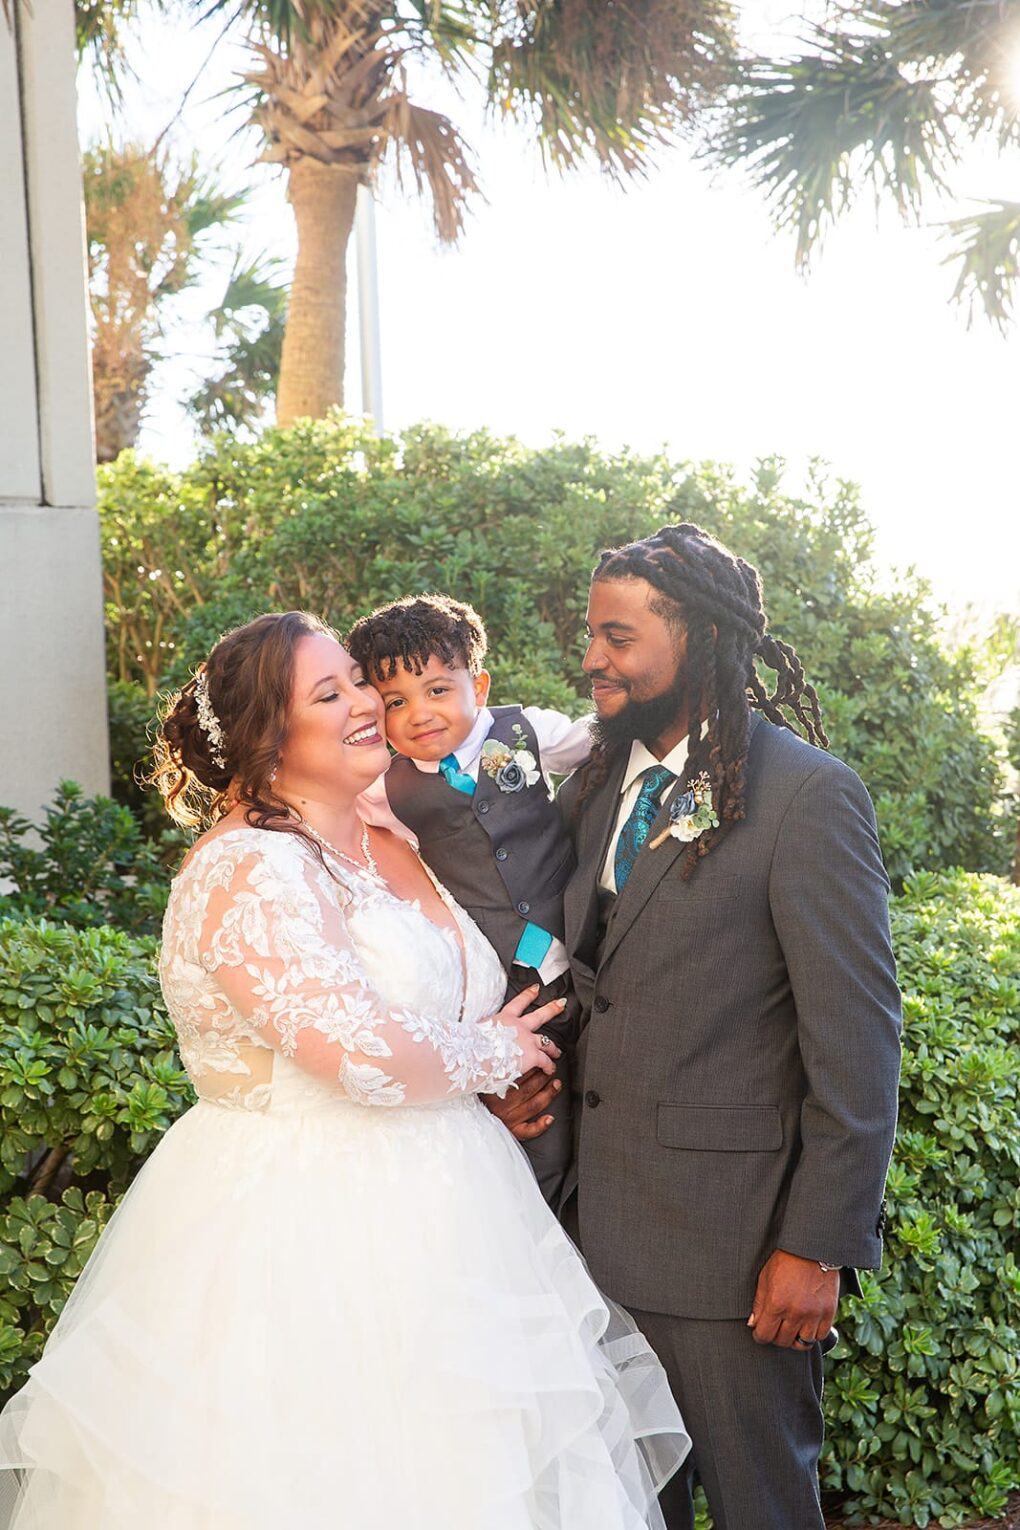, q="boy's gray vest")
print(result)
[384,706,576,974]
